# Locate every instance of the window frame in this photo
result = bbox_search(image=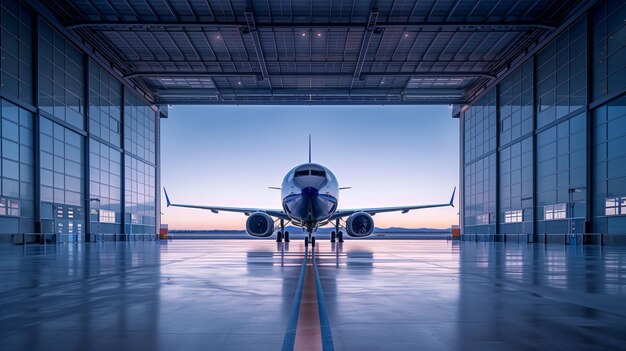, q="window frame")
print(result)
[0,197,20,217]
[606,197,626,216]
[544,203,567,220]
[99,209,116,223]
[504,209,523,223]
